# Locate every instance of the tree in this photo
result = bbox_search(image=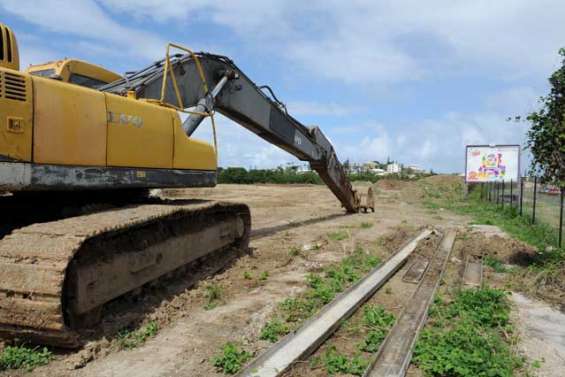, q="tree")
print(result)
[526,48,565,186]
